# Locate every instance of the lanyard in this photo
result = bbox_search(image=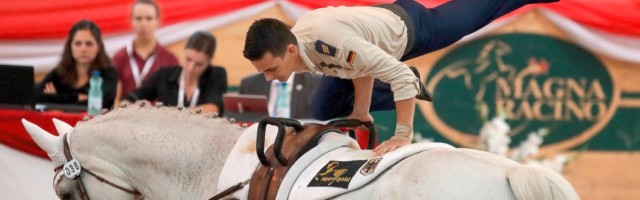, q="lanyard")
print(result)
[126,42,158,87]
[178,71,200,108]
